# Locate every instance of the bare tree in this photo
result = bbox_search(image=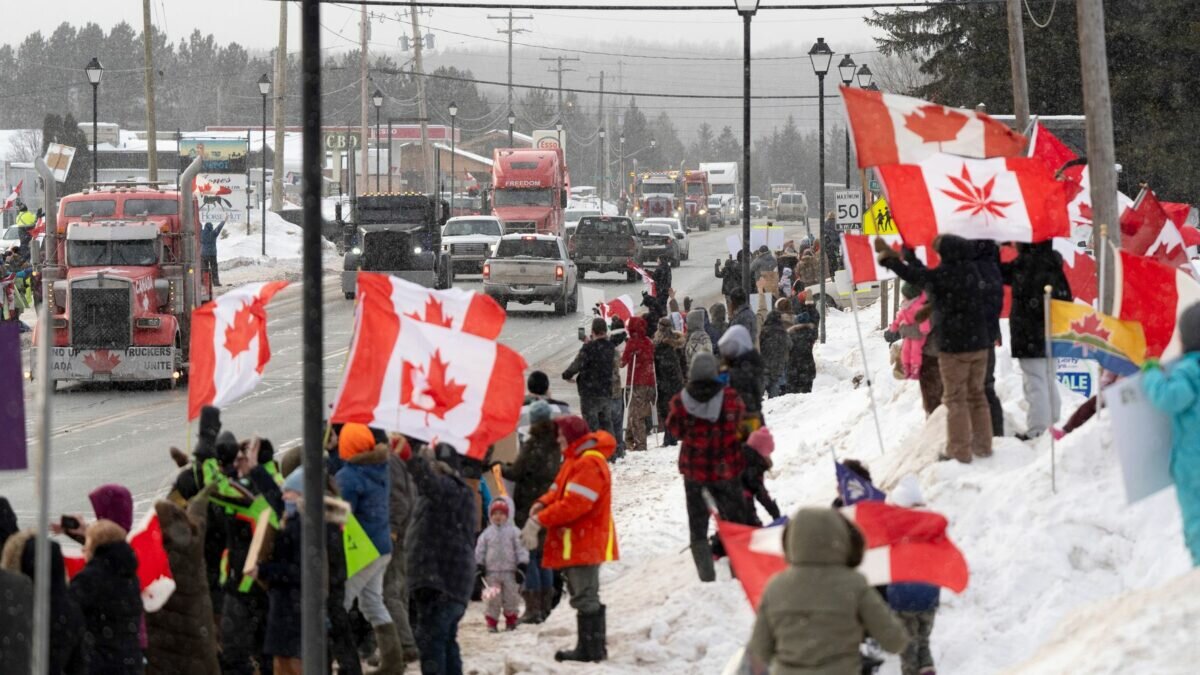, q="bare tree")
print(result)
[7,128,44,163]
[871,52,931,96]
